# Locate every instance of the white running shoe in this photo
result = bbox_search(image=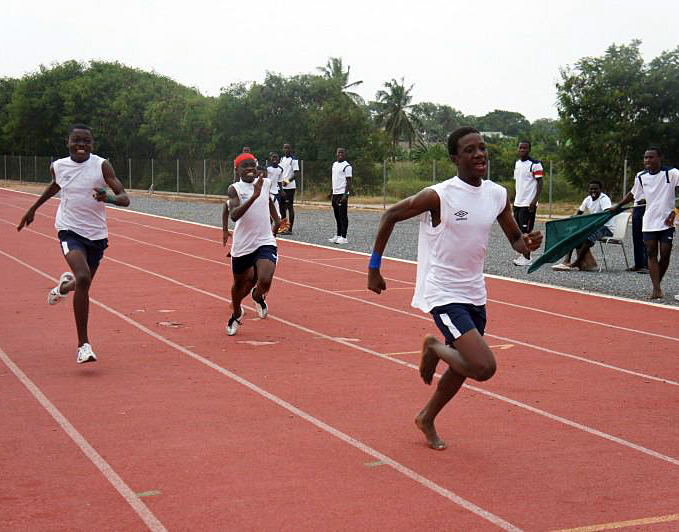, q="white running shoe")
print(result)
[252,287,268,319]
[675,294,679,302]
[336,237,348,244]
[226,309,244,336]
[76,343,97,364]
[48,272,74,305]
[551,263,576,271]
[512,255,532,266]
[328,235,339,243]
